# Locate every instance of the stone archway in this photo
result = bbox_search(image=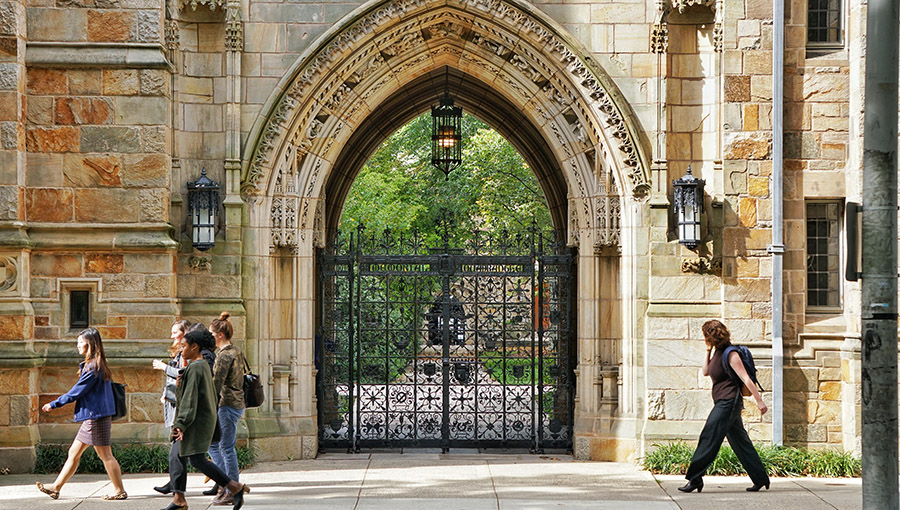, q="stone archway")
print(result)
[239,0,651,460]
